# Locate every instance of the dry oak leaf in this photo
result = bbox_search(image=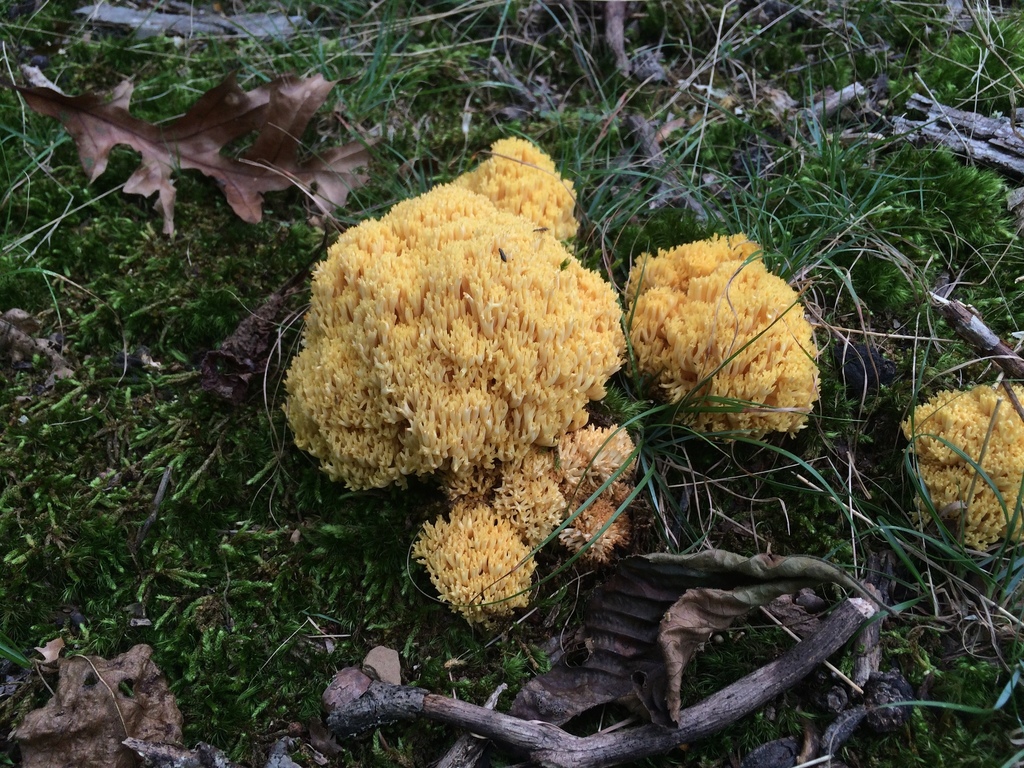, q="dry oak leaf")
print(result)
[7,73,368,235]
[13,644,183,768]
[512,550,863,728]
[33,637,65,664]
